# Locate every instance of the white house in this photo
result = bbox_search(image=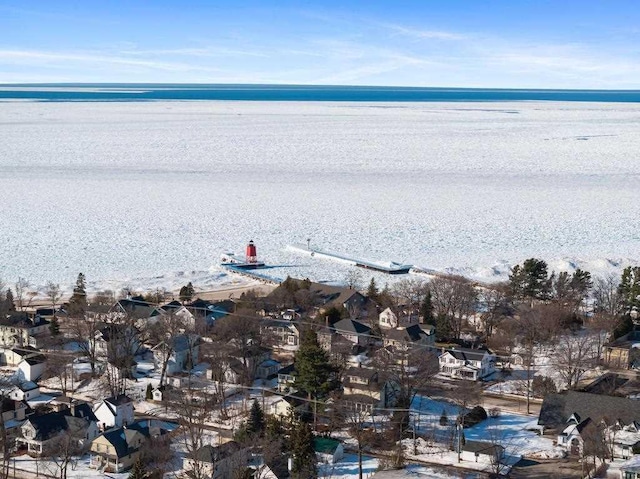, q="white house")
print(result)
[4,346,41,366]
[9,381,40,402]
[93,395,135,430]
[439,348,496,381]
[379,307,418,329]
[556,414,591,455]
[183,442,248,479]
[154,334,200,376]
[0,313,50,349]
[18,354,47,382]
[17,403,99,456]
